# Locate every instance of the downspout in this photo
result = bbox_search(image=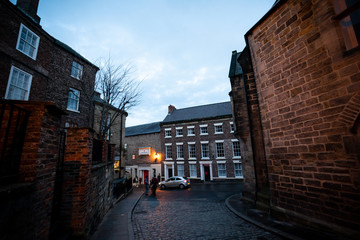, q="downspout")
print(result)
[119,113,123,179]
